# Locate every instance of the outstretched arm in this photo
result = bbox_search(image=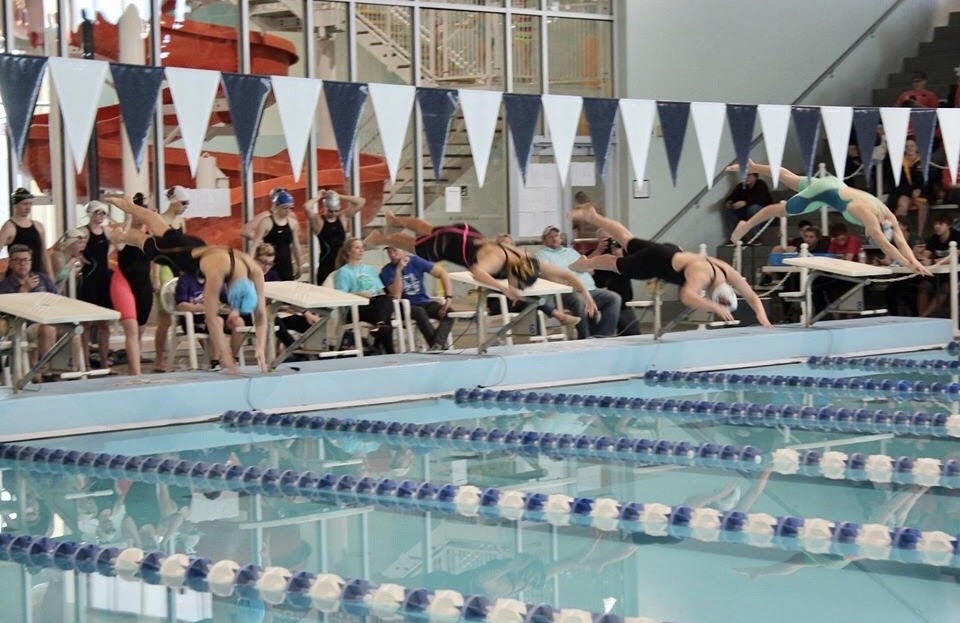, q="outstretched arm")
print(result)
[851,204,932,276]
[537,262,598,318]
[724,267,773,327]
[727,159,803,191]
